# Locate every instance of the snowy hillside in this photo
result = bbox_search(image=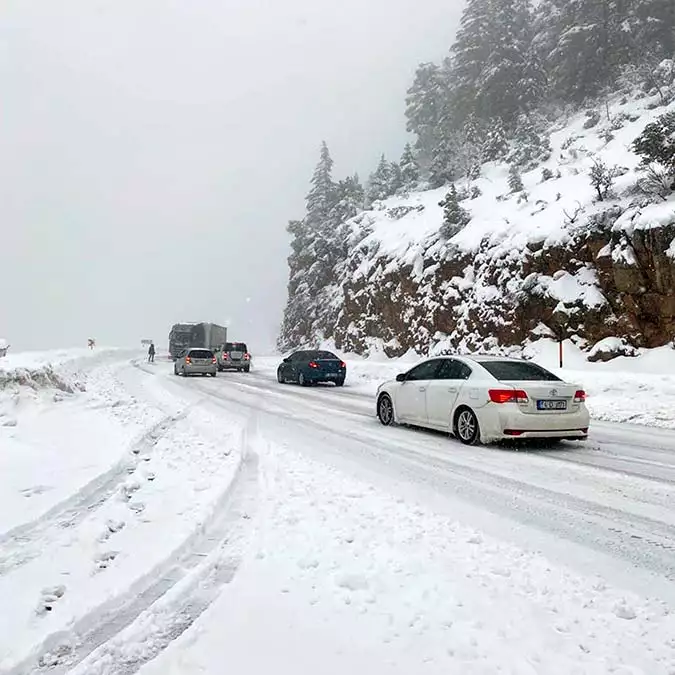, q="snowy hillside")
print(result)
[308,89,675,357]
